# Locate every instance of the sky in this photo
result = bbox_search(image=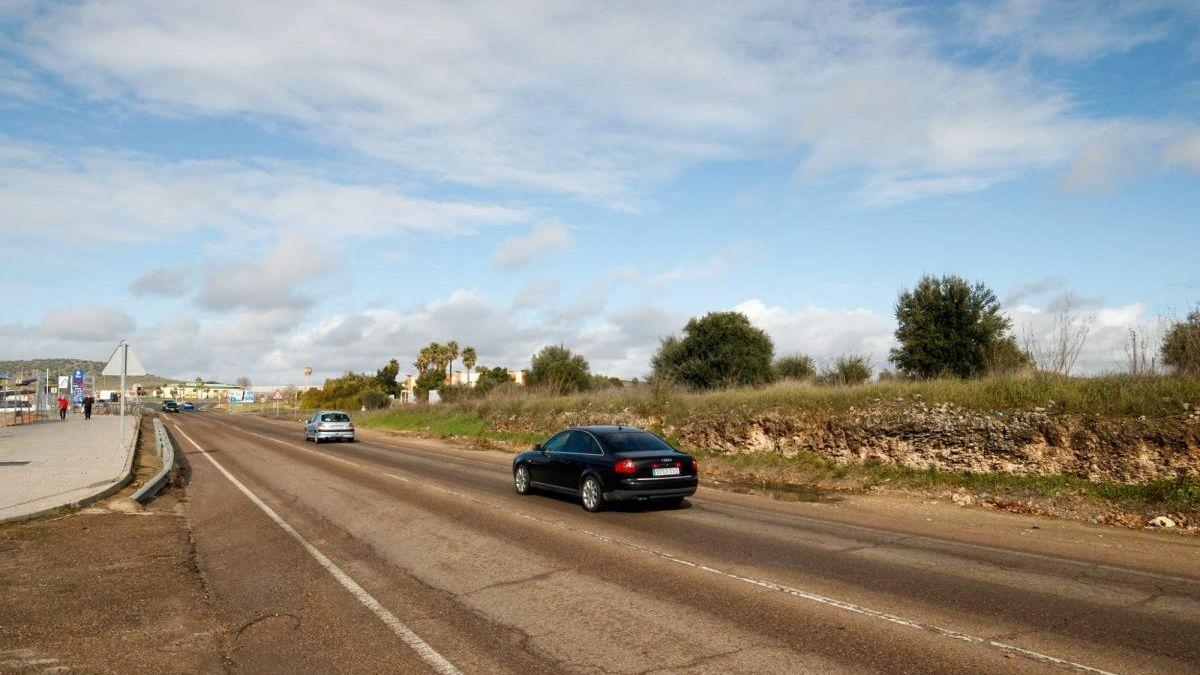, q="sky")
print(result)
[2,0,1198,385]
